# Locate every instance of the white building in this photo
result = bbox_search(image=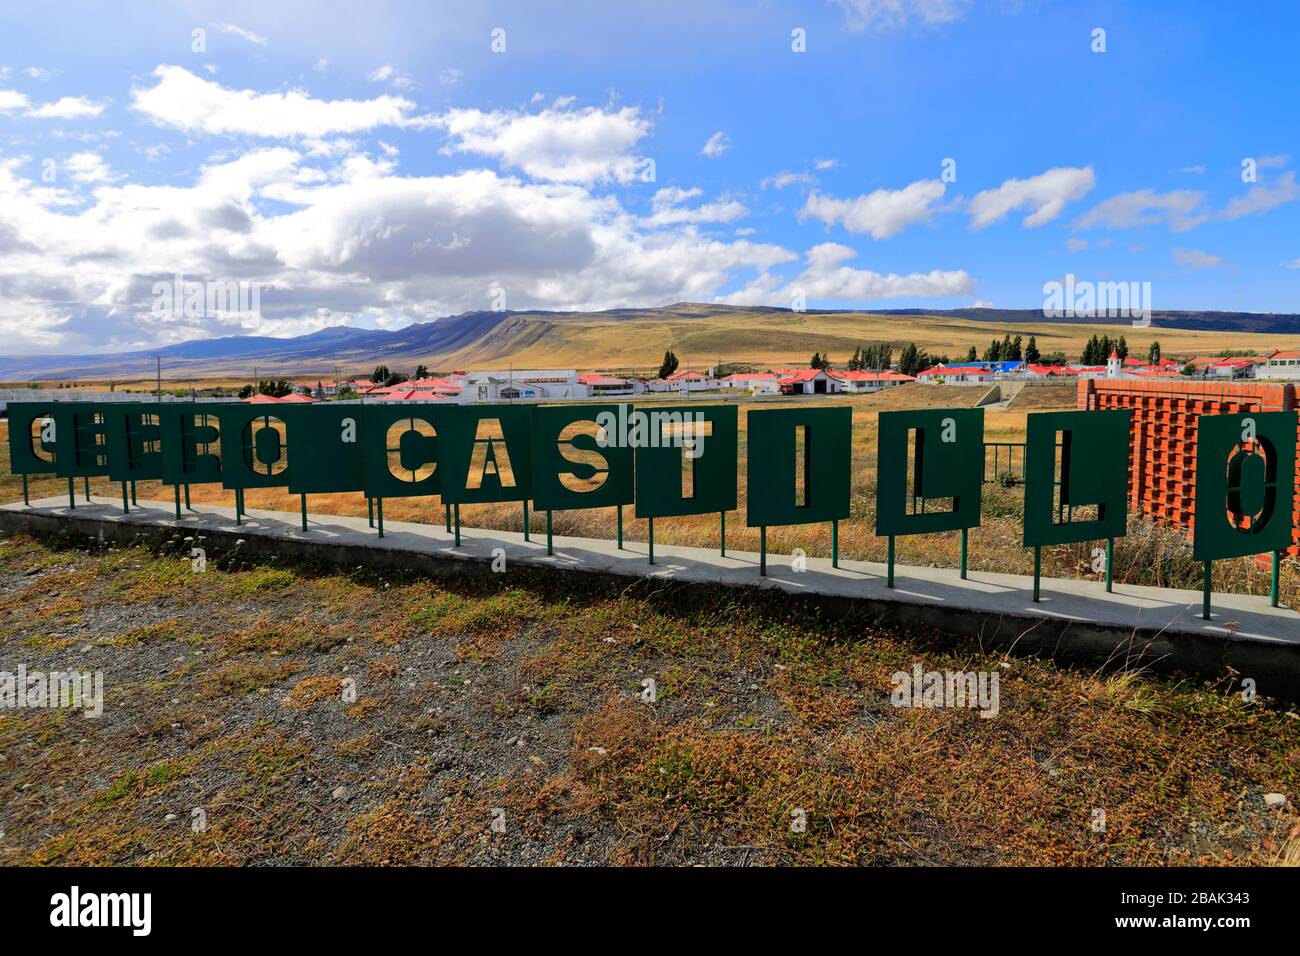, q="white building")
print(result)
[1260,350,1300,379]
